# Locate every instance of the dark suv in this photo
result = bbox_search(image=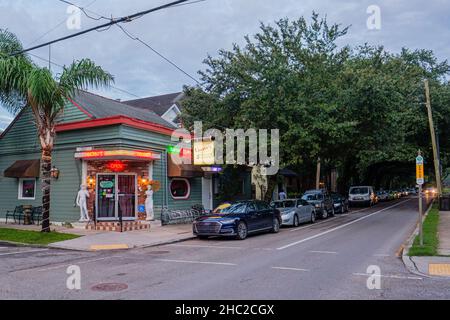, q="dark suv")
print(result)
[301,189,334,219]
